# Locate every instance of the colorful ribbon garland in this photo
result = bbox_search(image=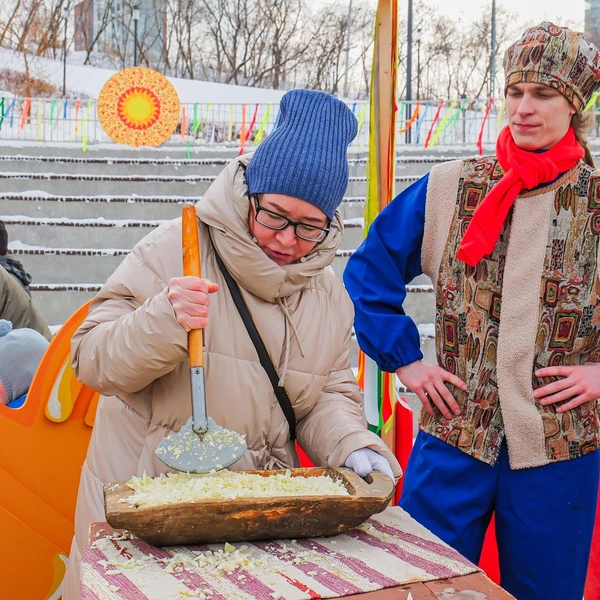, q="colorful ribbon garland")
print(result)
[49,99,57,129]
[19,98,31,132]
[424,100,444,148]
[441,98,468,142]
[413,100,430,144]
[0,97,517,154]
[239,103,259,156]
[5,99,17,128]
[187,102,211,158]
[399,101,420,134]
[584,92,599,113]
[428,100,457,147]
[355,104,367,149]
[74,99,81,133]
[272,107,281,131]
[238,104,247,154]
[180,105,187,141]
[253,104,271,145]
[396,100,407,133]
[82,99,94,151]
